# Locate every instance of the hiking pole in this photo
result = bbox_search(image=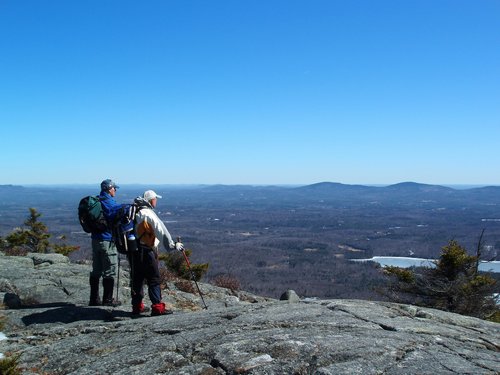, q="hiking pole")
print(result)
[116,253,120,303]
[177,237,208,309]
